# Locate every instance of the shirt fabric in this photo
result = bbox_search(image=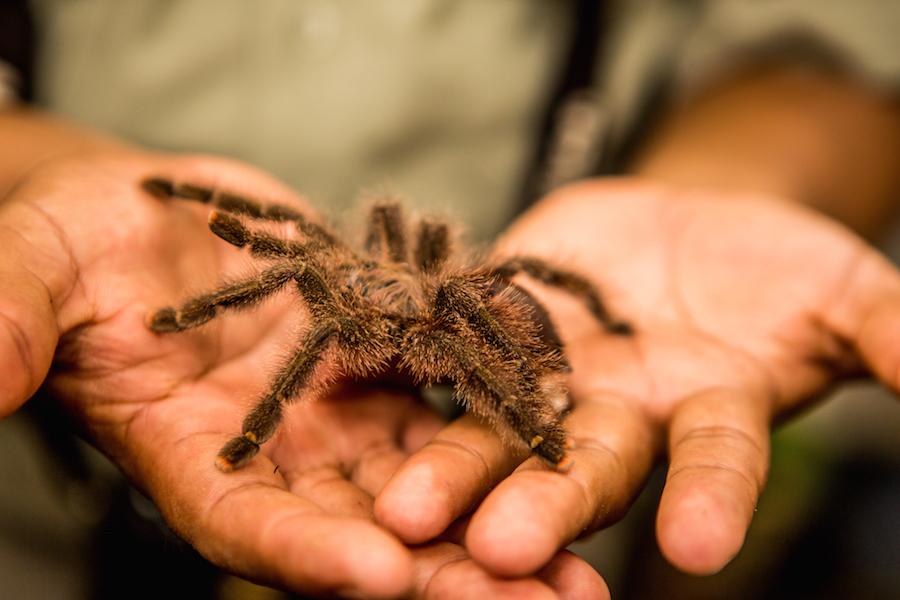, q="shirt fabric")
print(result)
[18,0,900,239]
